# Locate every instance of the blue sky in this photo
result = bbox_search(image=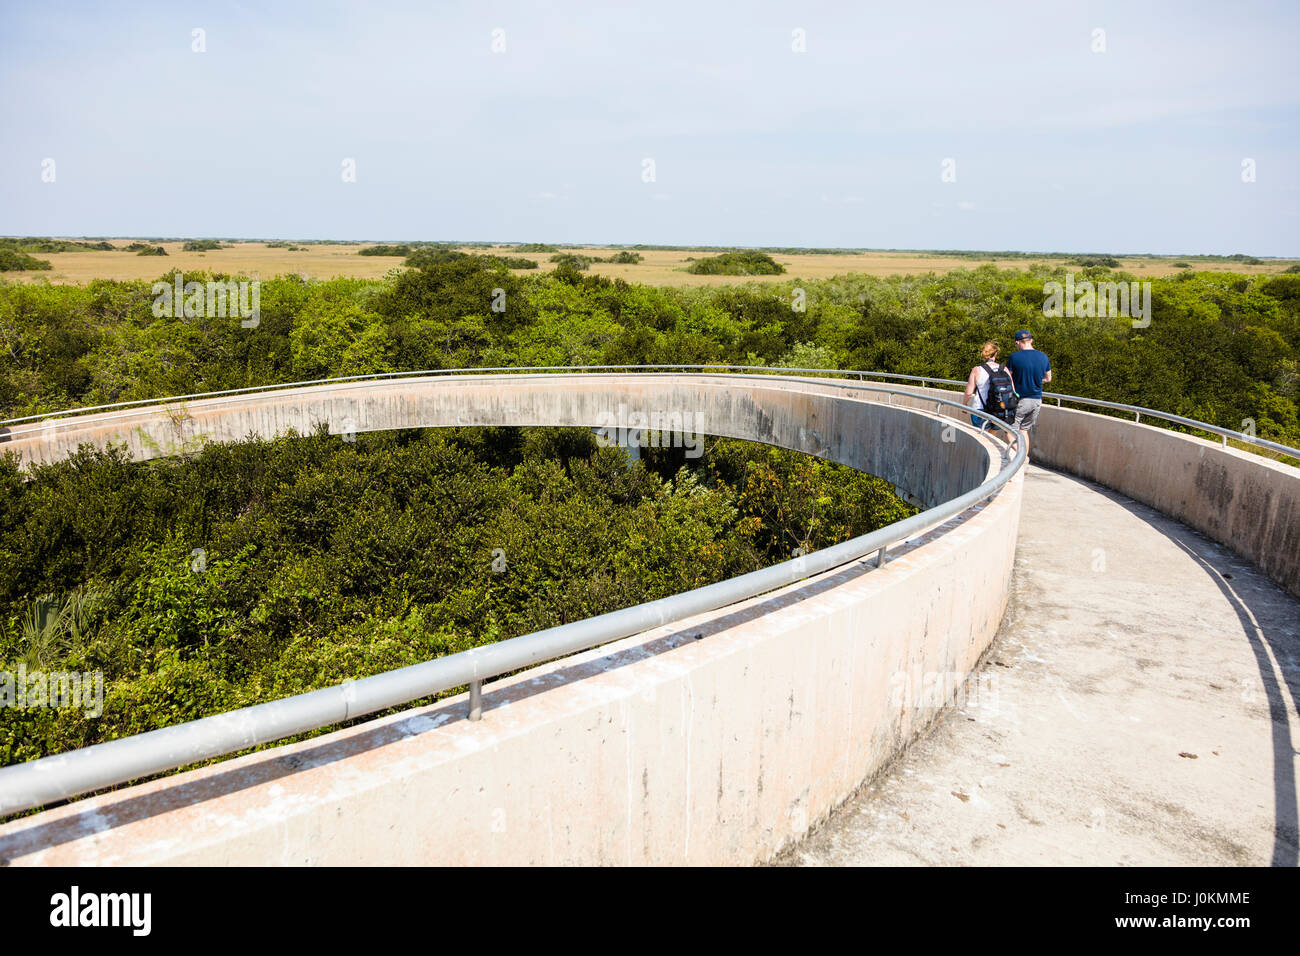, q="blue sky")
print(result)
[2,0,1297,254]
